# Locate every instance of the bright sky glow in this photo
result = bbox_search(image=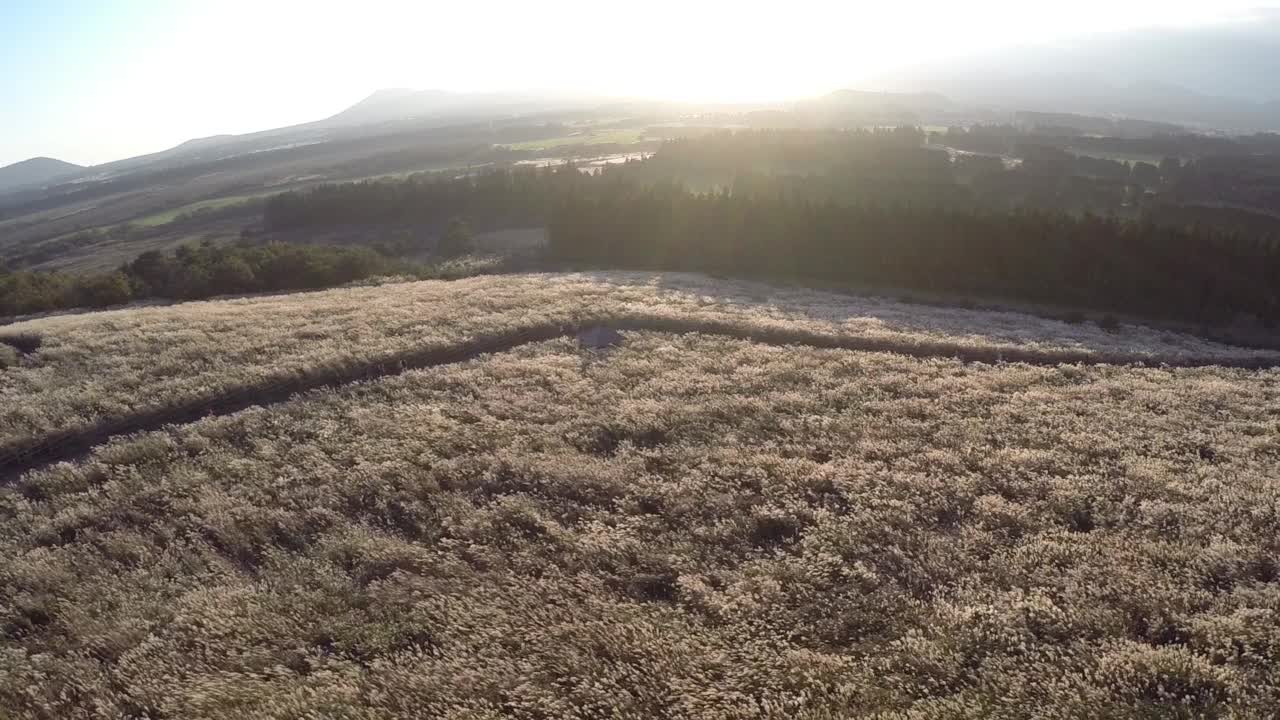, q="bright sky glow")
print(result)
[2,0,1277,166]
